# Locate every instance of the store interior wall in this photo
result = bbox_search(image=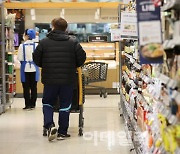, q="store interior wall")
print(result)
[18,8,120,95]
[25,8,118,28]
